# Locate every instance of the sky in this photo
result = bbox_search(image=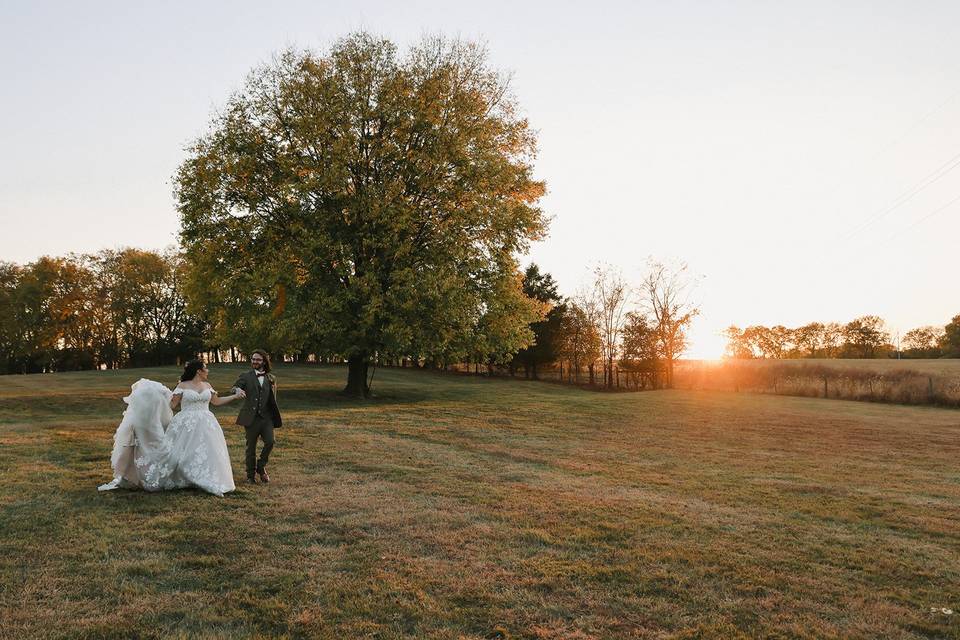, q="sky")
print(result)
[2,1,959,358]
